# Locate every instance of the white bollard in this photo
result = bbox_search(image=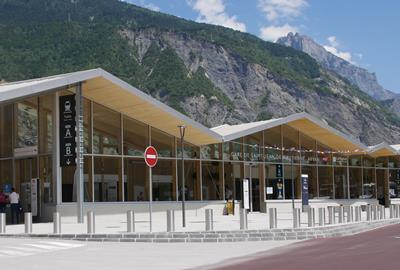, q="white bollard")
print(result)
[366,205,372,221]
[166,210,175,232]
[308,208,315,227]
[127,210,135,233]
[0,213,5,234]
[87,211,95,234]
[269,208,277,229]
[328,206,335,224]
[338,206,344,223]
[239,208,248,230]
[293,208,301,228]
[53,212,61,234]
[318,208,325,226]
[346,206,353,223]
[24,212,32,234]
[205,209,214,231]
